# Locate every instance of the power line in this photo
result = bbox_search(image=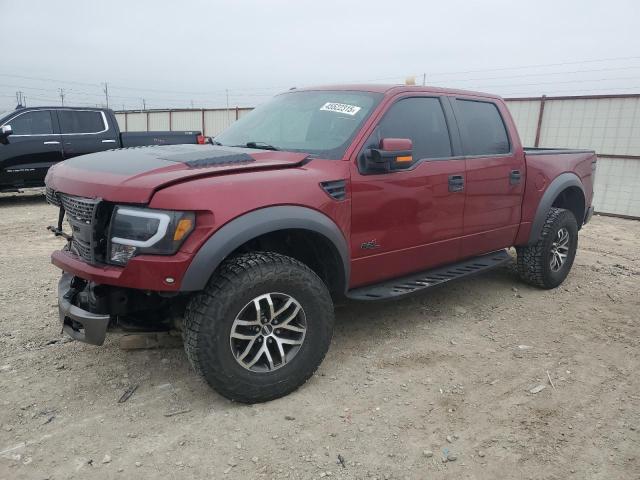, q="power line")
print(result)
[0,72,279,97]
[3,55,636,99]
[0,73,101,87]
[433,65,640,84]
[2,54,640,110]
[420,55,640,78]
[436,75,640,91]
[332,56,640,86]
[10,72,634,106]
[503,85,640,97]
